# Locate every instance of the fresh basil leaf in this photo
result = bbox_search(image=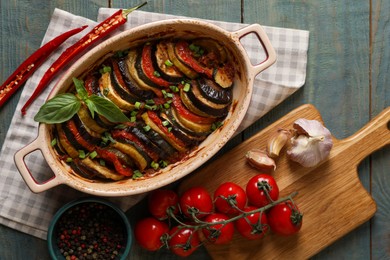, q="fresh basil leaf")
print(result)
[34,93,81,124]
[73,77,88,100]
[85,98,97,118]
[87,95,130,122]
